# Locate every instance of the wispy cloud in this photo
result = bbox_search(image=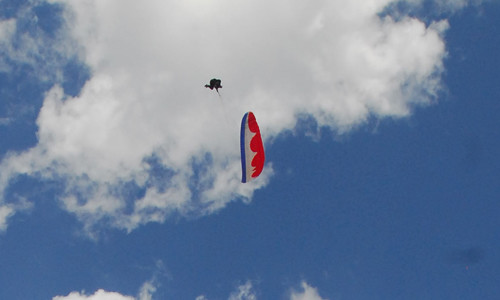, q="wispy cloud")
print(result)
[137,280,157,300]
[228,281,257,300]
[0,18,16,71]
[197,280,257,300]
[0,204,14,231]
